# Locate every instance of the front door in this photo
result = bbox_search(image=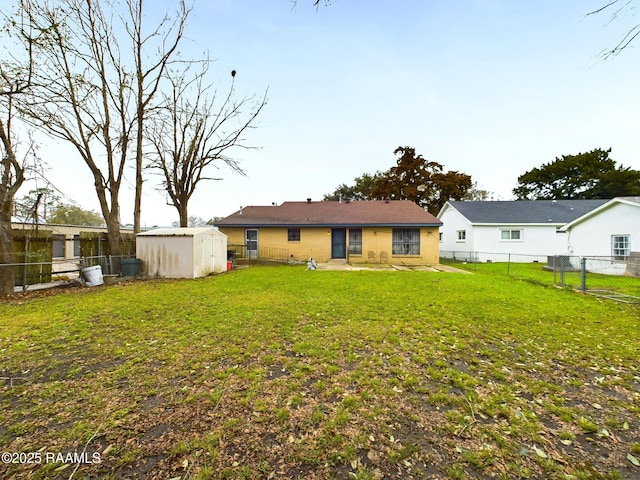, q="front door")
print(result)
[246,229,258,258]
[331,228,346,259]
